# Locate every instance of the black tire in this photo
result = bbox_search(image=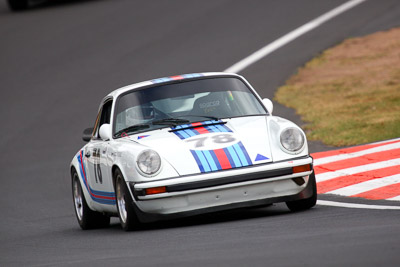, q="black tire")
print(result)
[72,170,110,230]
[114,169,140,231]
[7,0,29,11]
[286,171,317,212]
